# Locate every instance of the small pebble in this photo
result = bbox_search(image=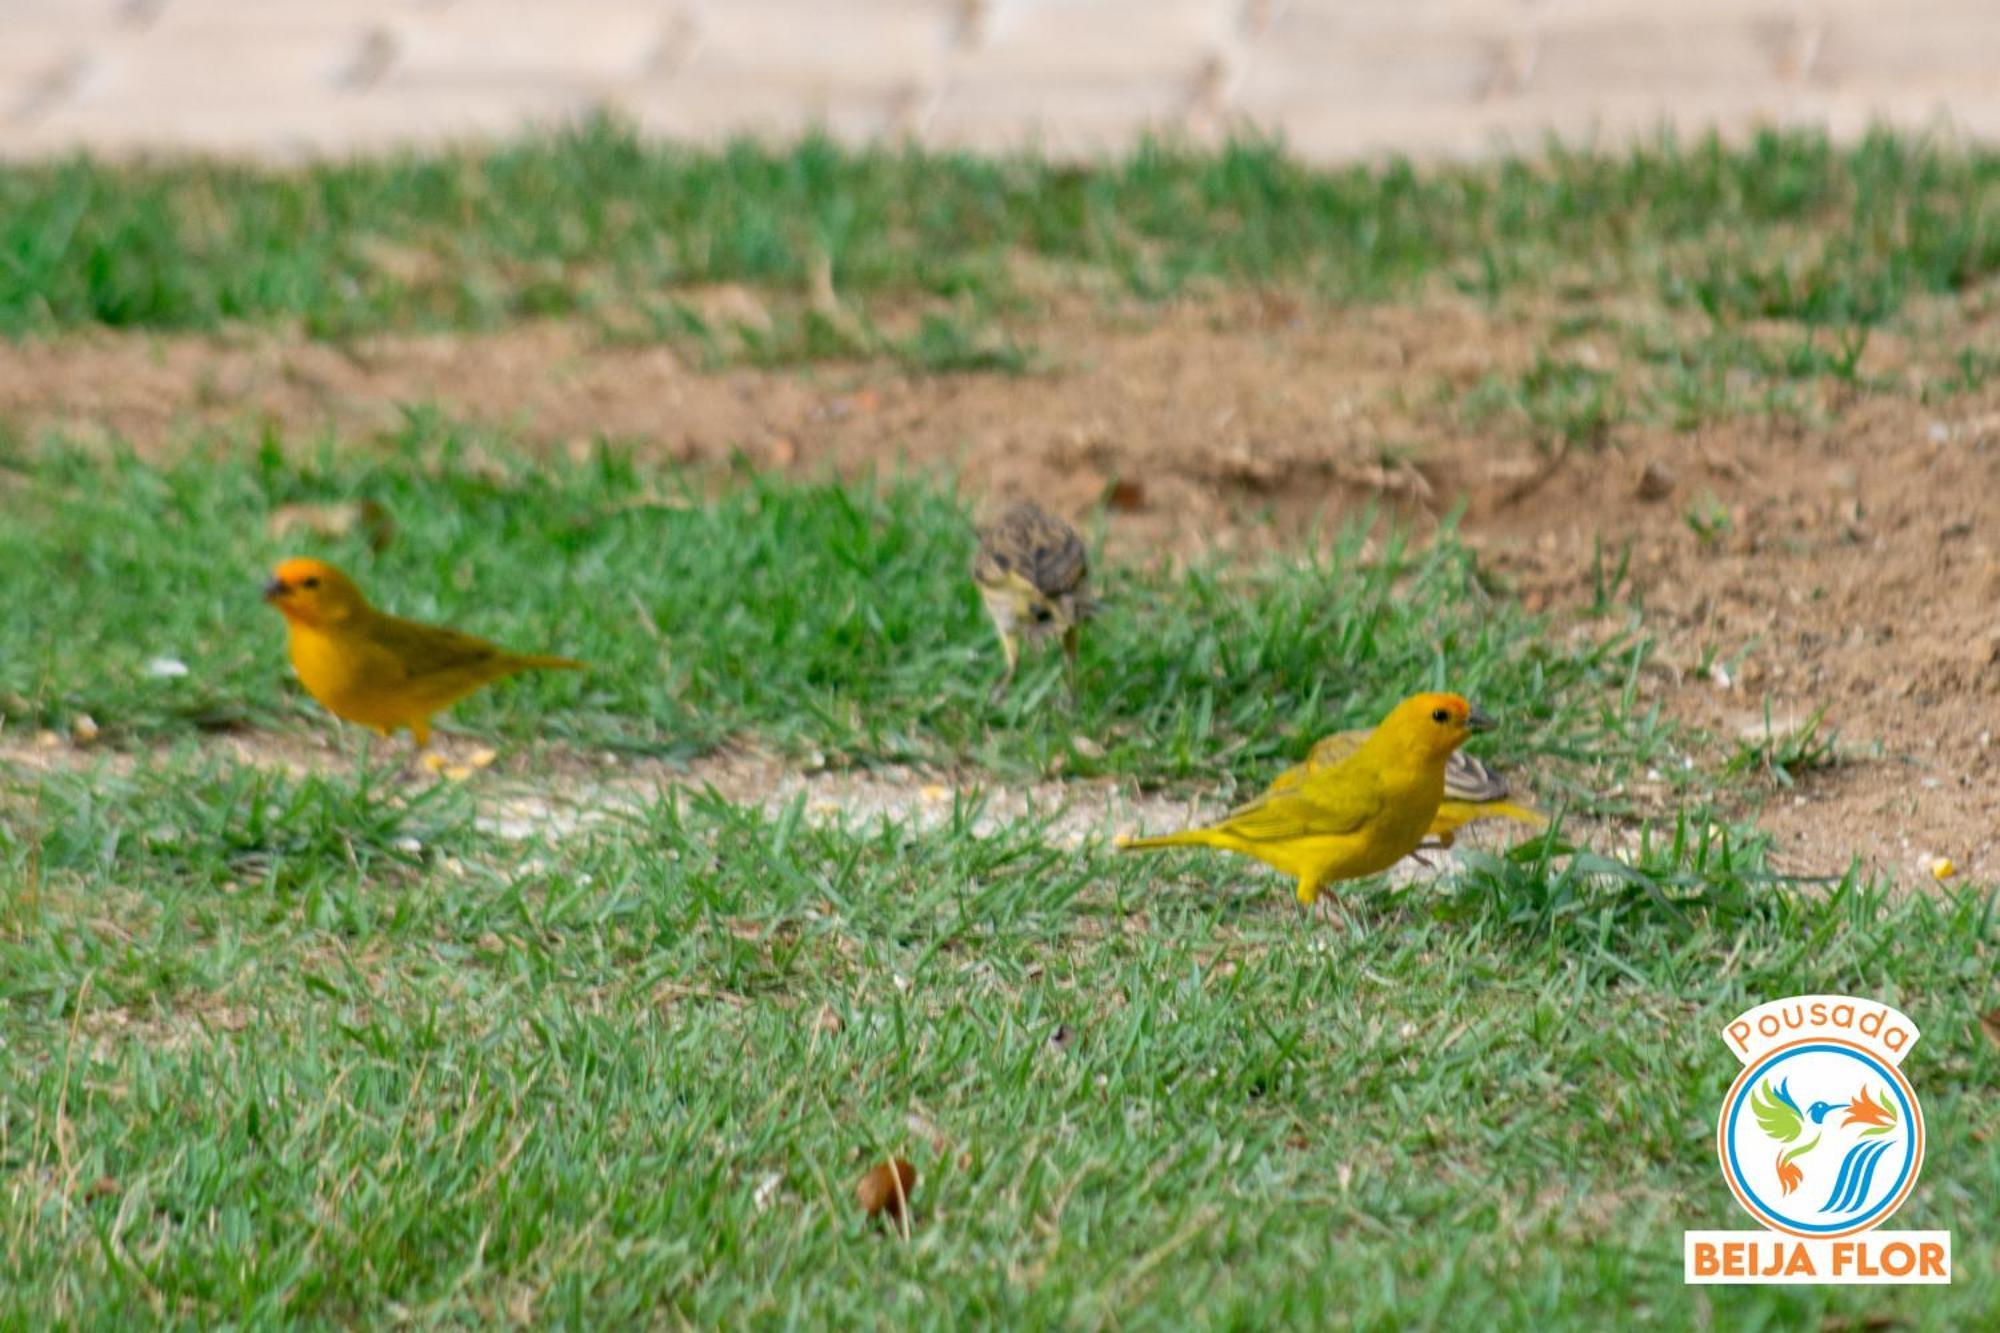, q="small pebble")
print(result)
[1635,460,1676,501]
